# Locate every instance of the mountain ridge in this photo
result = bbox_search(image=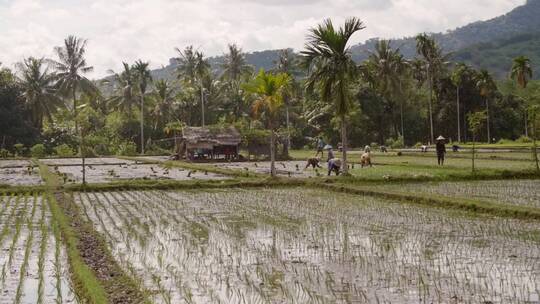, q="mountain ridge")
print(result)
[148,0,540,81]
